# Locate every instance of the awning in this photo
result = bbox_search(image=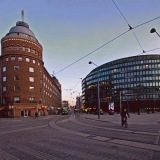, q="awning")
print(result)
[15,107,36,110]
